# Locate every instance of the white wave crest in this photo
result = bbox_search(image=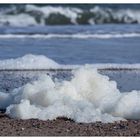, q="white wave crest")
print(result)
[0,14,38,26]
[25,4,82,24]
[1,5,140,26]
[90,6,140,24]
[0,33,140,39]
